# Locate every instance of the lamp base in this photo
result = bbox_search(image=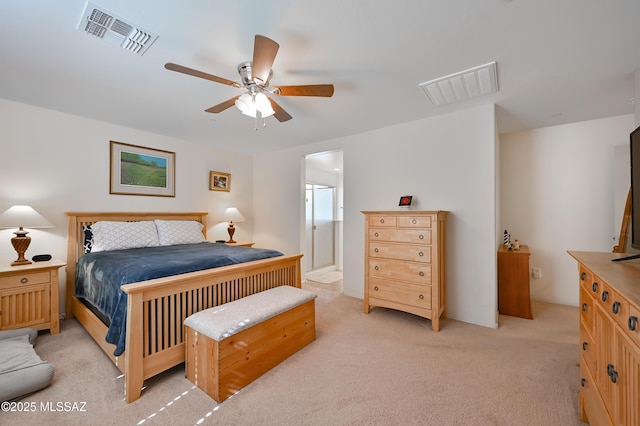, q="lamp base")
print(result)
[10,231,32,266]
[227,223,236,244]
